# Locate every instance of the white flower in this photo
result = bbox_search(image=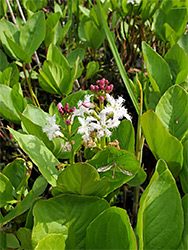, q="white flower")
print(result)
[90,112,112,138]
[77,116,96,141]
[103,94,132,122]
[43,115,62,141]
[72,94,94,119]
[61,142,72,152]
